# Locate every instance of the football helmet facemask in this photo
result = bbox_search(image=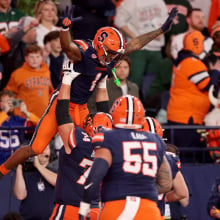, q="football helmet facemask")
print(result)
[93,26,125,66]
[83,112,112,137]
[110,95,145,129]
